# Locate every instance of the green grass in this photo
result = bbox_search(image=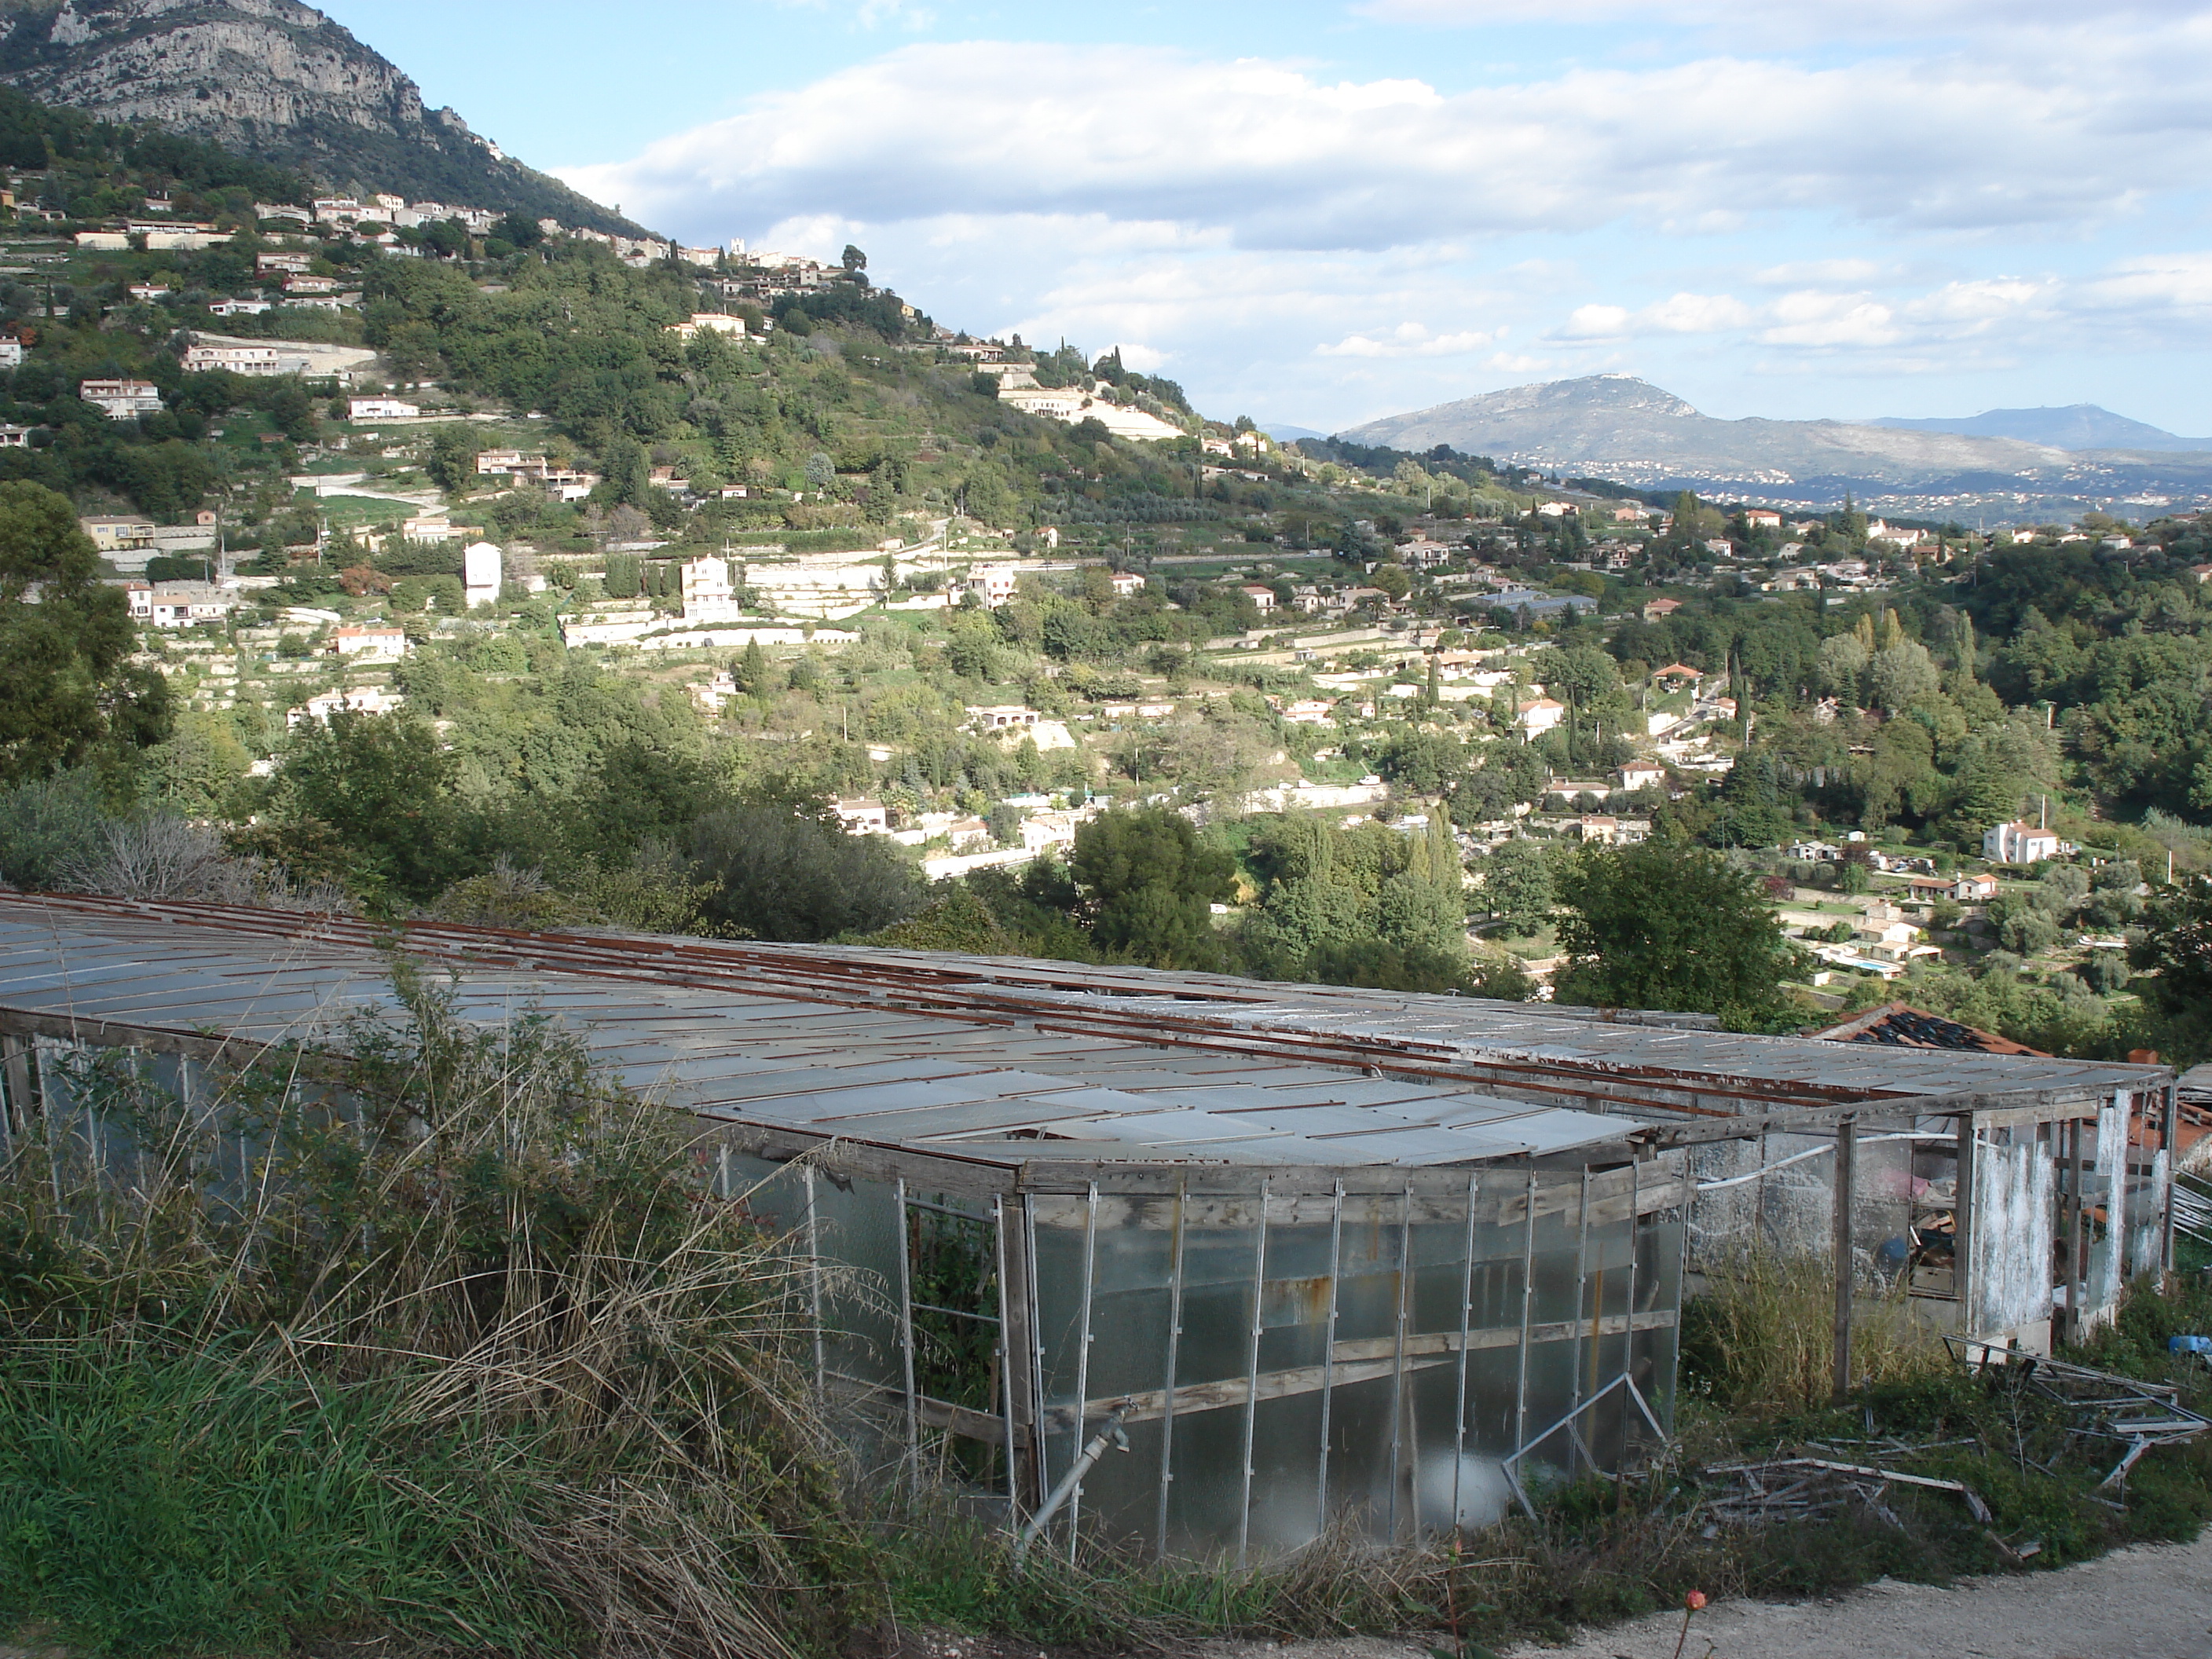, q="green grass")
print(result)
[0,1343,562,1656]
